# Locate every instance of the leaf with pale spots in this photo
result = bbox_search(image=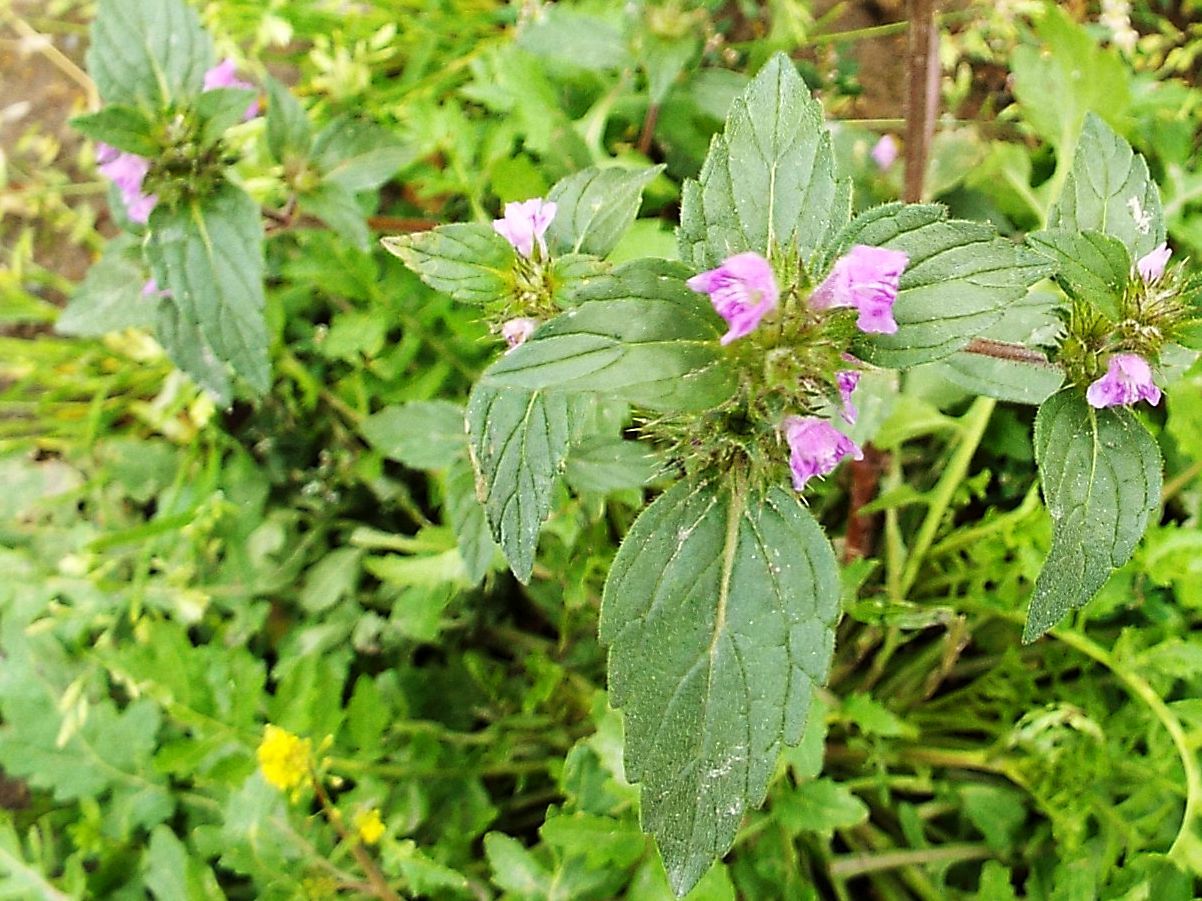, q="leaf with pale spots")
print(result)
[601,477,839,895]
